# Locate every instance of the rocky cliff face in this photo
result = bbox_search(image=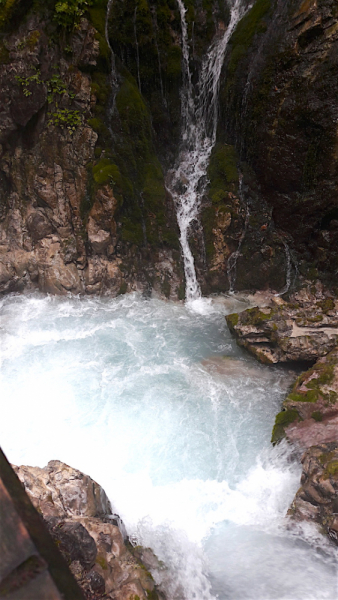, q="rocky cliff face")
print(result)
[1,0,338,298]
[0,0,183,299]
[202,0,338,293]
